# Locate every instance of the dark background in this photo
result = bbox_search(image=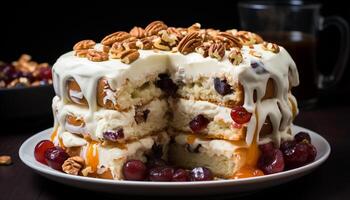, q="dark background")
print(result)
[1,0,350,104]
